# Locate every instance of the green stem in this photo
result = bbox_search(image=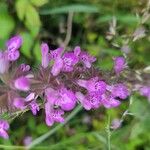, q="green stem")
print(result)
[27,105,82,149]
[107,115,111,150]
[0,145,25,150]
[0,145,51,150]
